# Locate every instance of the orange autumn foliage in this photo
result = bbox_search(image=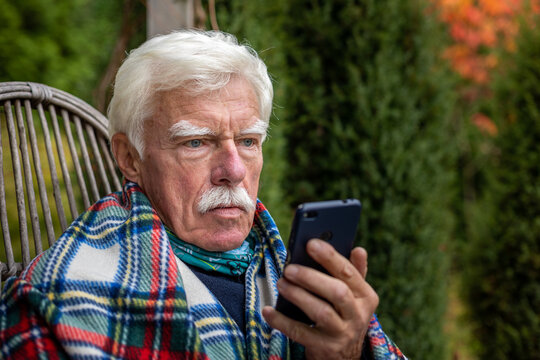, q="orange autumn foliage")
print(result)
[434,0,540,84]
[472,112,498,135]
[433,0,539,135]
